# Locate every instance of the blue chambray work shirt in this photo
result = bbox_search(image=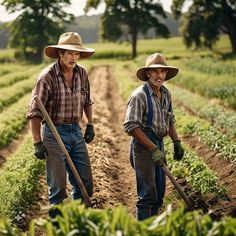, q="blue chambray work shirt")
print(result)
[124,82,175,138]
